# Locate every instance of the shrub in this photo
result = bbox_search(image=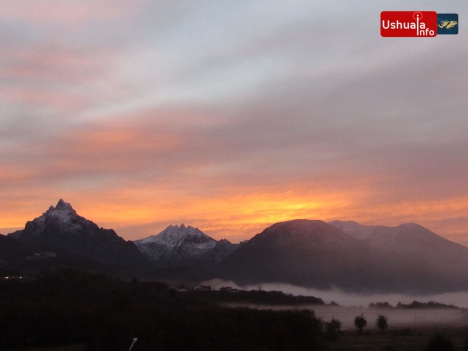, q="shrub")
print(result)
[325,317,341,341]
[426,333,455,351]
[354,314,367,335]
